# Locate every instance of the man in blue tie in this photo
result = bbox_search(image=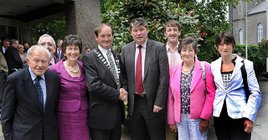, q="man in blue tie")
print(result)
[1,45,60,140]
